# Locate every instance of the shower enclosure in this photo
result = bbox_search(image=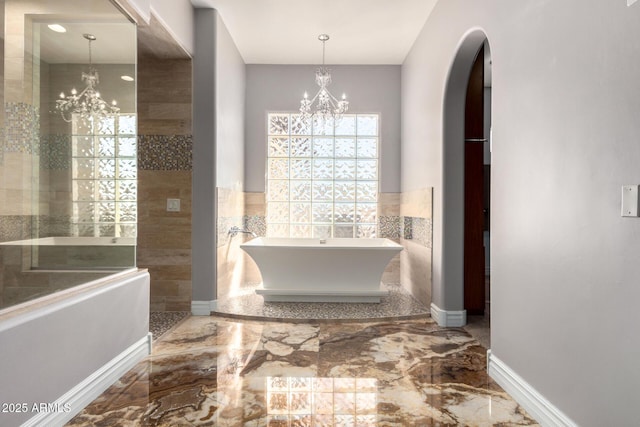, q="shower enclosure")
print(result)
[0,0,137,310]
